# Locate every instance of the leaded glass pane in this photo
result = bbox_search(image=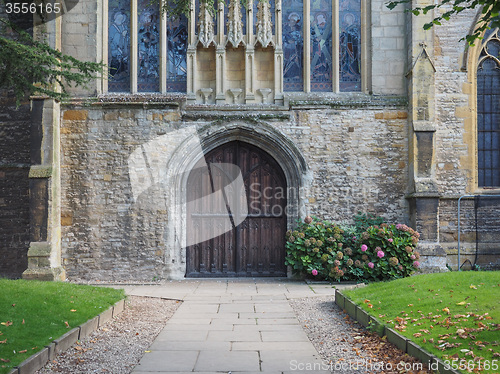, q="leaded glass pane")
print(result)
[282,0,303,91]
[477,53,500,187]
[108,0,130,92]
[339,0,361,91]
[137,0,160,92]
[310,0,332,92]
[167,15,188,92]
